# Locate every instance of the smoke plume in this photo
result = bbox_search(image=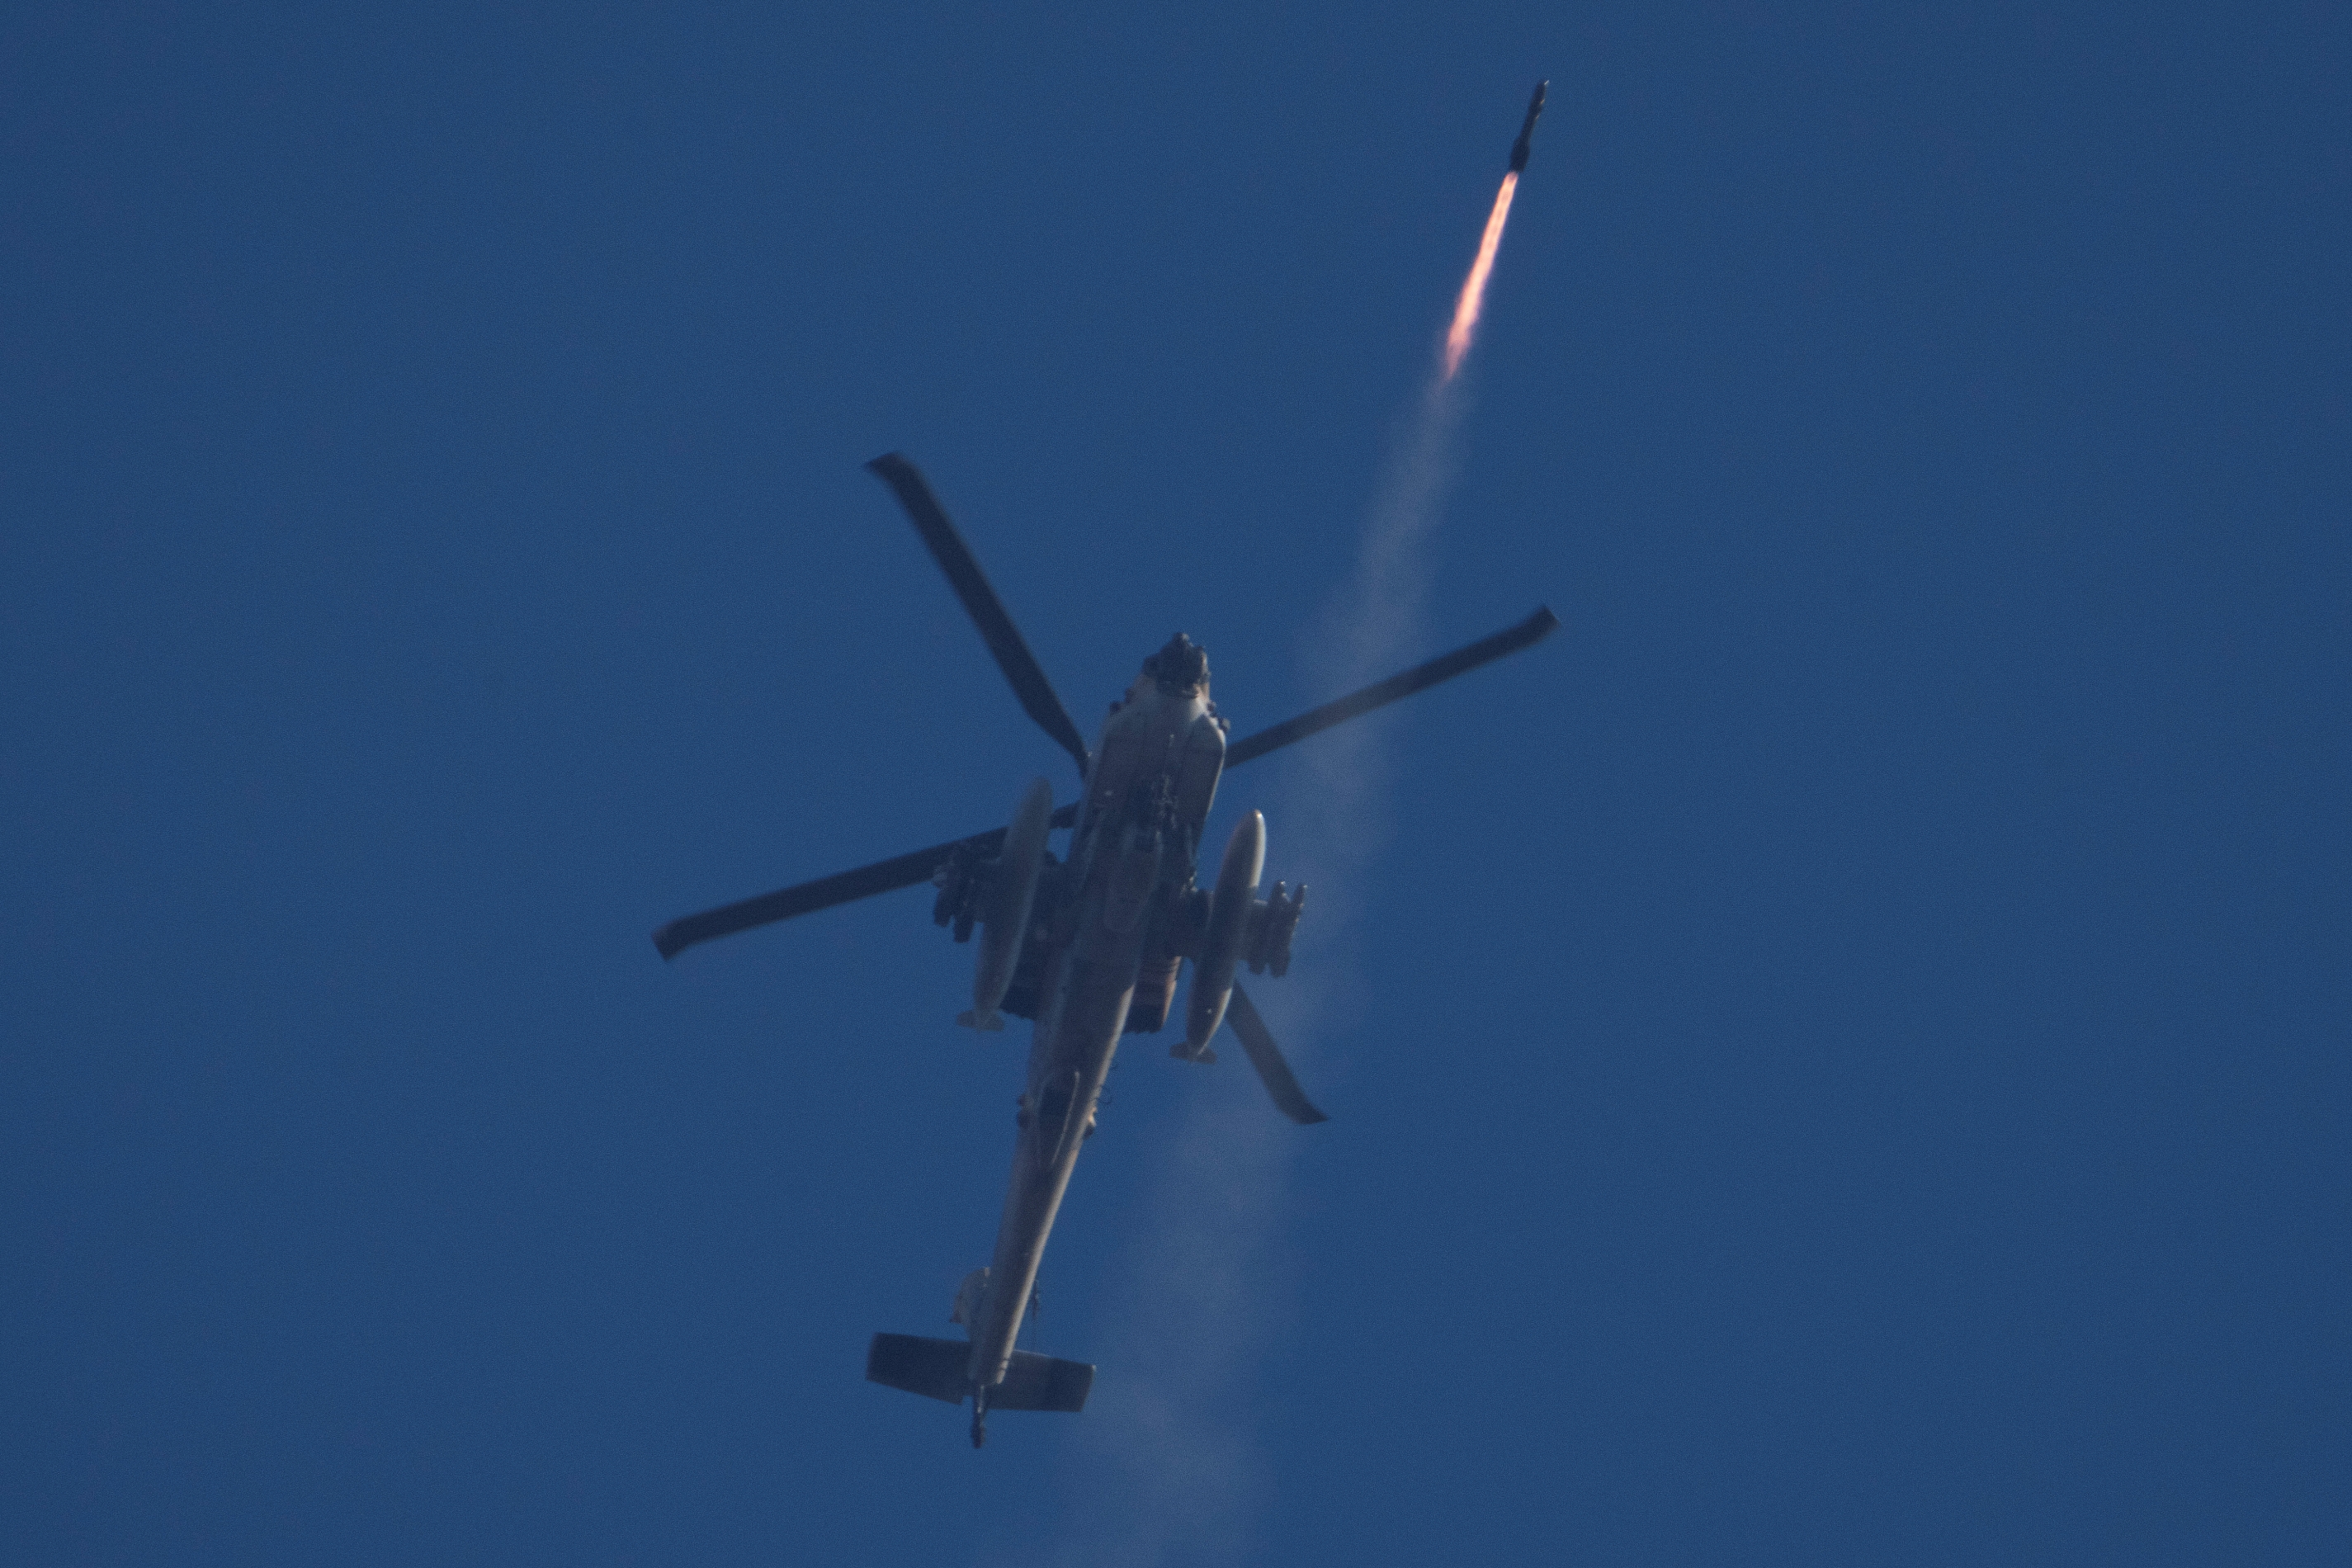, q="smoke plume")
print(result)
[1041,171,1514,1566]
